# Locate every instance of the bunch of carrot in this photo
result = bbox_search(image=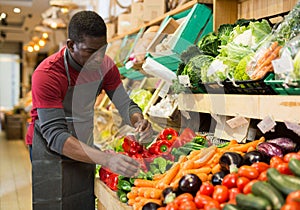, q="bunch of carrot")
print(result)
[250,41,282,80]
[127,137,265,210]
